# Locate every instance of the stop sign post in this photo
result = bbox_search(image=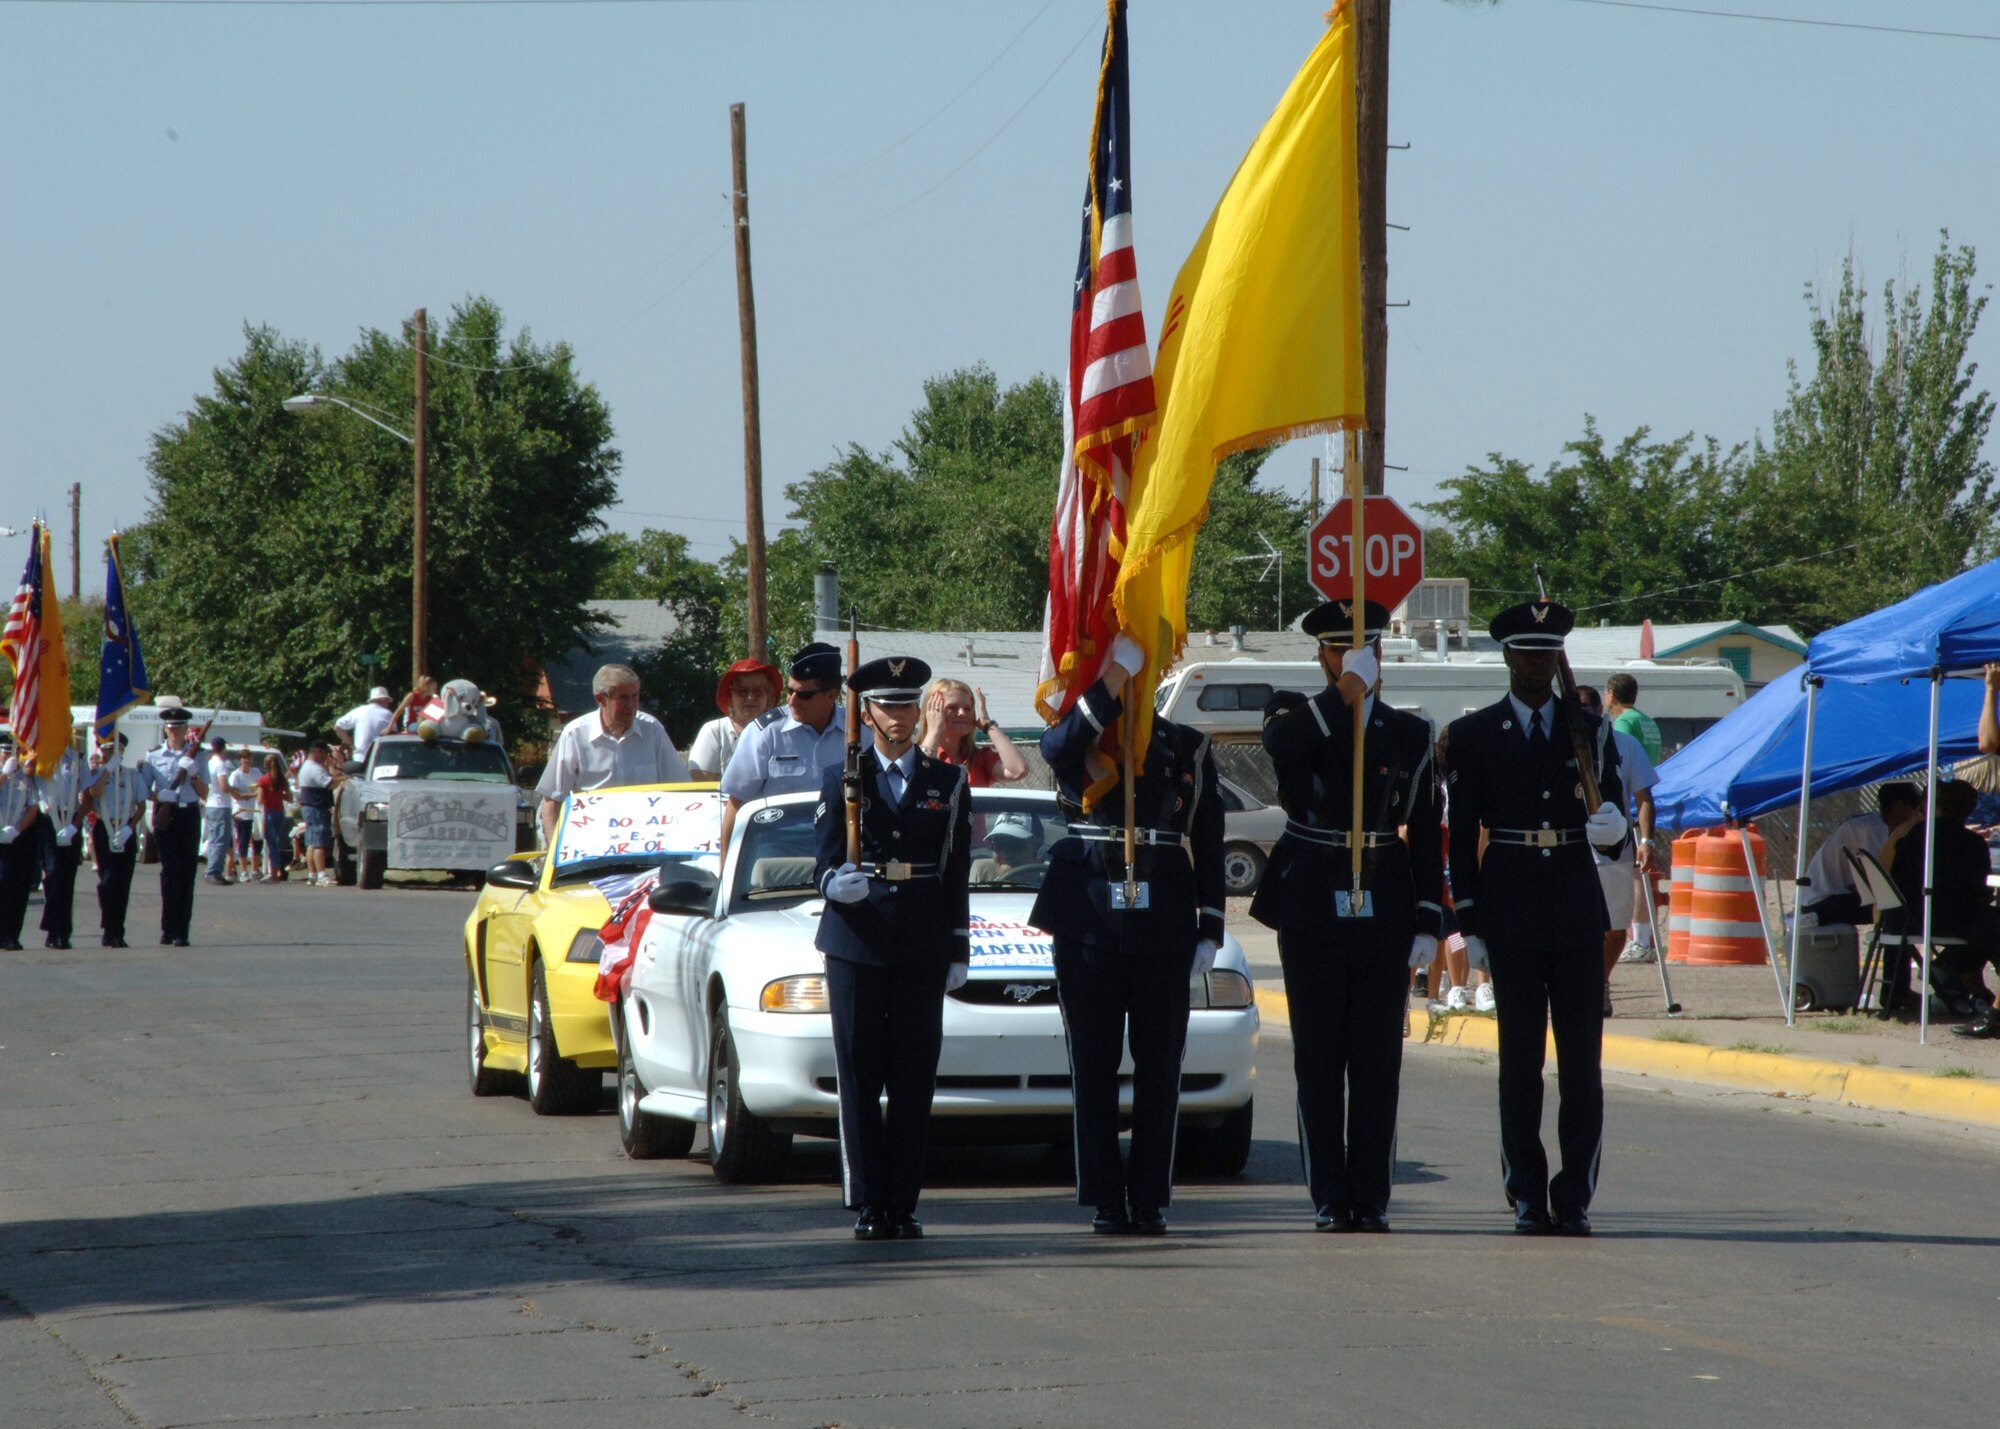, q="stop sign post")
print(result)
[1308,495,1425,613]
